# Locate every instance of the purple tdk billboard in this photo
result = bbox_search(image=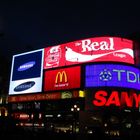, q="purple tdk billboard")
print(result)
[85,64,140,90]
